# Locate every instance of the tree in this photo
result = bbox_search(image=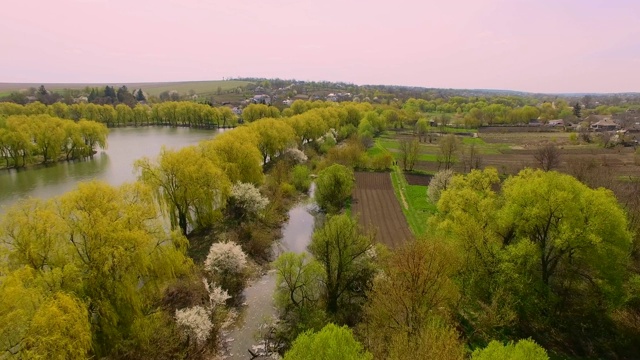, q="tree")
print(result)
[248,118,296,164]
[283,324,373,360]
[315,164,354,213]
[32,115,65,163]
[204,241,249,298]
[135,88,146,102]
[227,182,269,221]
[398,138,420,171]
[533,143,560,171]
[361,239,462,360]
[274,252,326,342]
[437,134,460,170]
[200,127,264,185]
[1,181,192,358]
[136,146,231,235]
[78,119,108,156]
[22,293,92,359]
[427,169,455,204]
[471,339,549,360]
[309,215,376,321]
[573,102,582,118]
[434,168,632,341]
